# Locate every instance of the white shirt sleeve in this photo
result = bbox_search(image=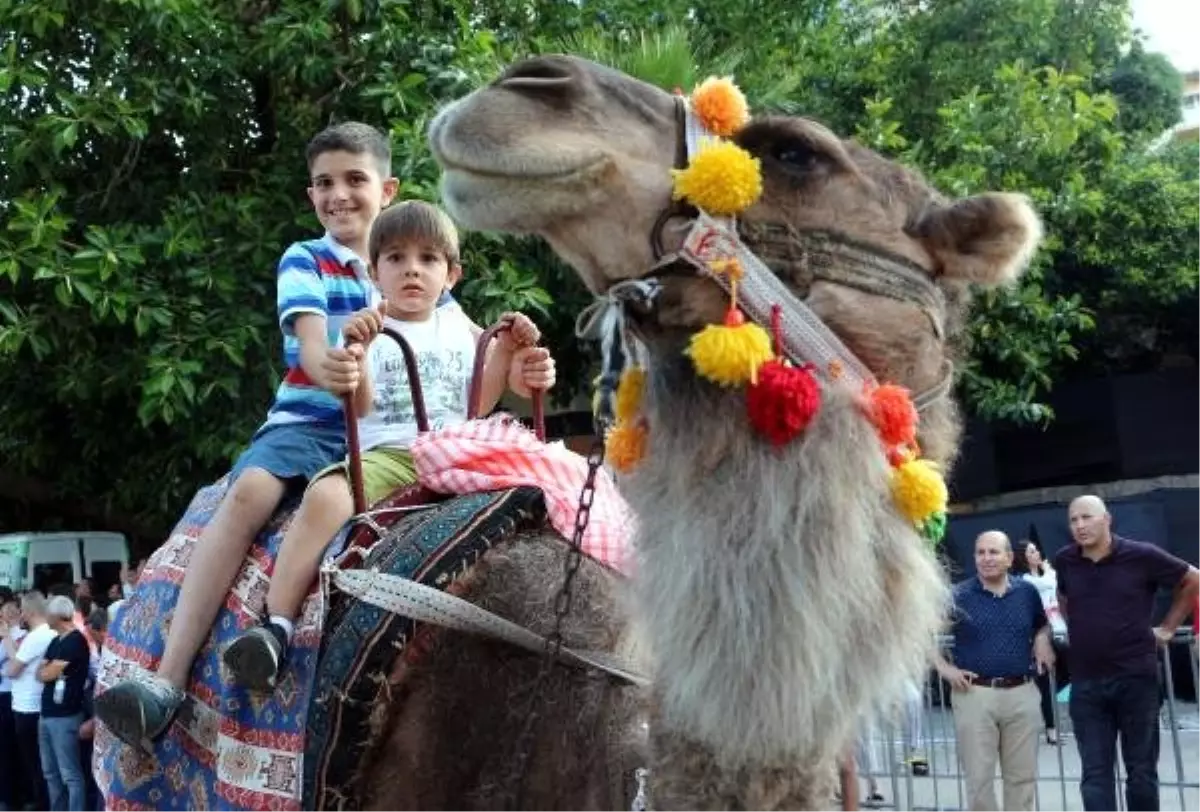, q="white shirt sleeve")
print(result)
[14,628,50,665]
